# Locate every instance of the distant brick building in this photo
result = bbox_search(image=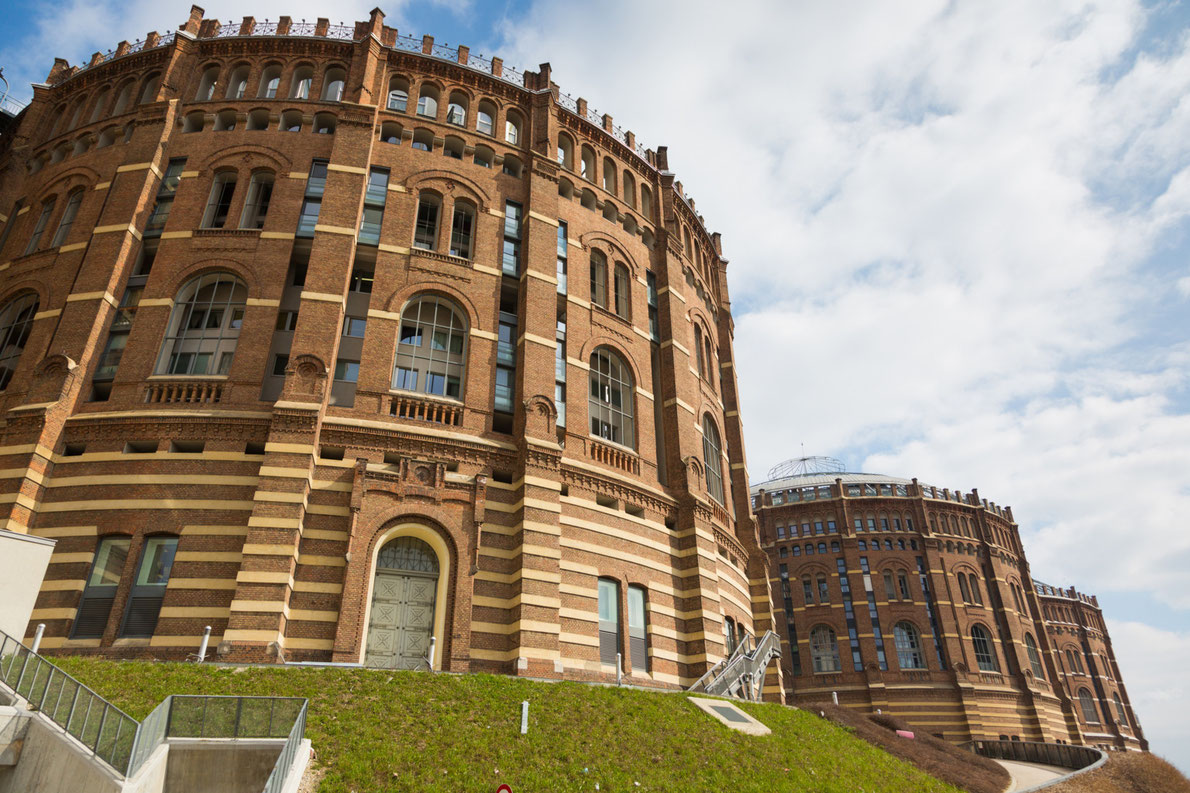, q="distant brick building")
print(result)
[0,6,777,690]
[752,460,1145,752]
